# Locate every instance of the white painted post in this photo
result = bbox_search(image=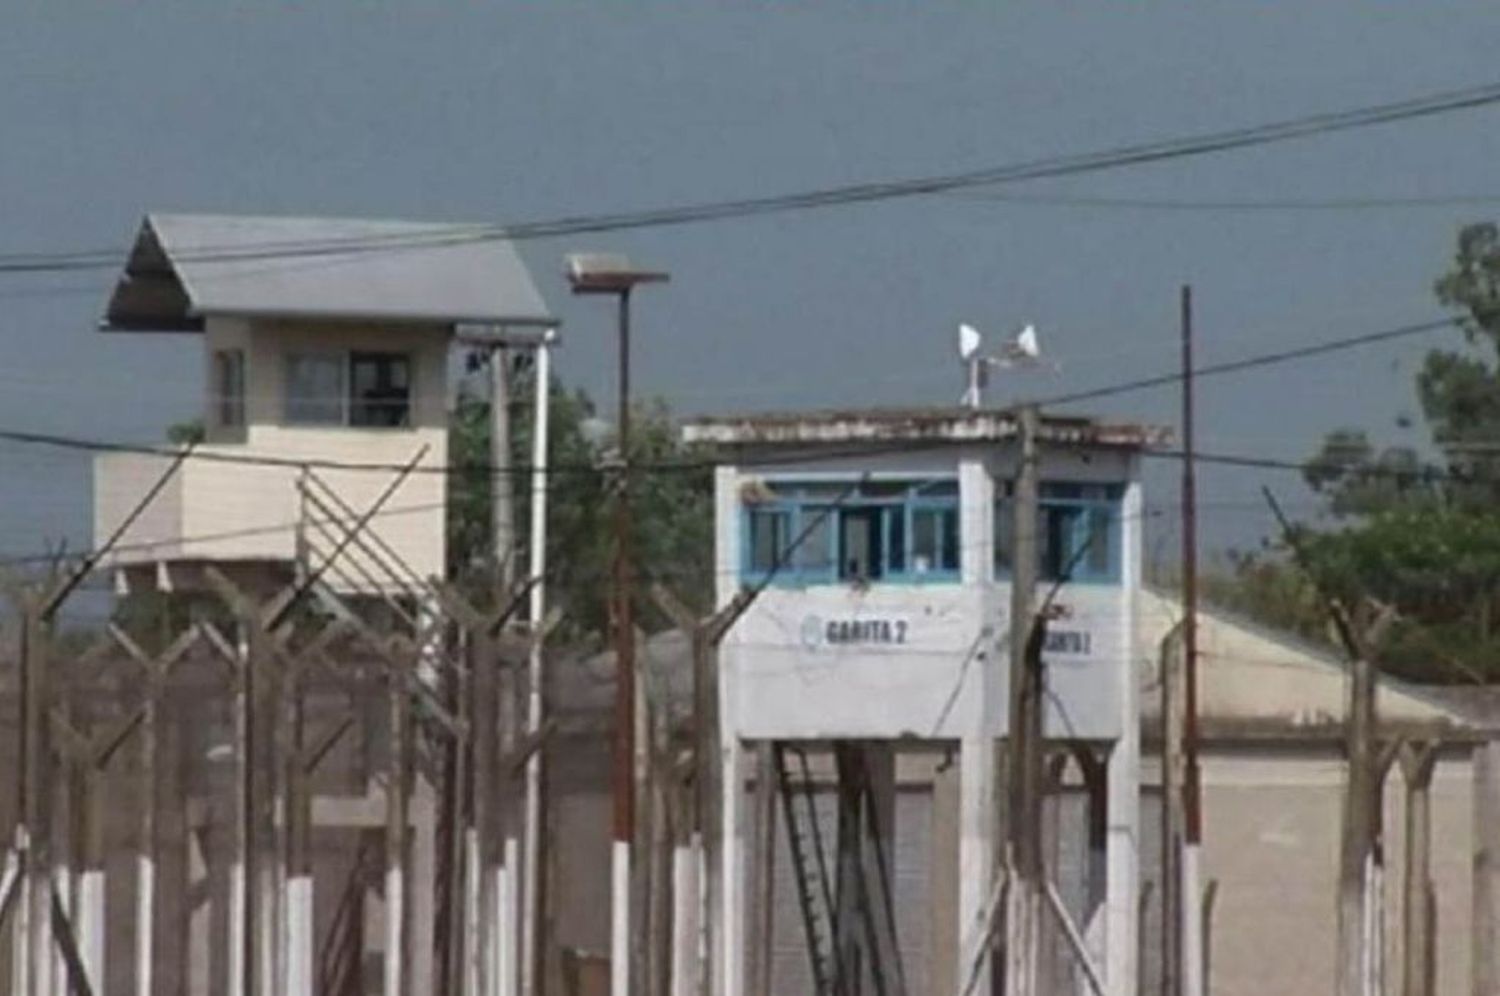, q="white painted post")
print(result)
[672,841,698,996]
[1181,845,1203,996]
[503,837,521,996]
[719,739,746,996]
[499,863,517,996]
[466,828,482,996]
[611,842,631,996]
[77,770,105,993]
[1107,477,1143,996]
[521,330,553,996]
[285,875,313,996]
[958,736,997,996]
[137,689,158,996]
